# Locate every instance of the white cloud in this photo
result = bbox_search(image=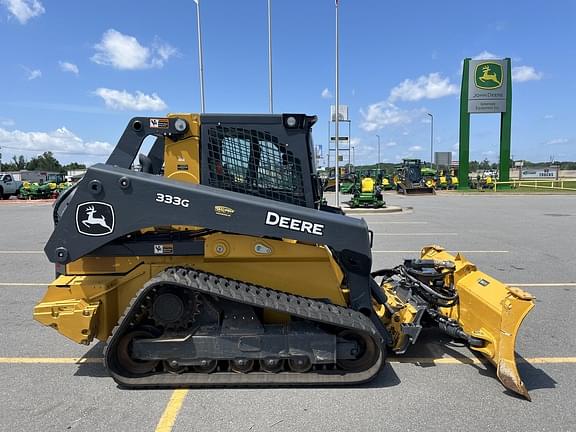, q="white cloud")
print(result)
[512,65,542,82]
[386,141,397,147]
[544,114,554,119]
[151,39,178,68]
[389,73,458,102]
[94,88,167,111]
[409,145,423,152]
[359,102,416,132]
[321,88,332,99]
[546,138,568,145]
[91,29,178,70]
[0,127,112,156]
[1,0,44,24]
[0,118,15,127]
[472,50,499,60]
[59,61,79,76]
[350,137,360,146]
[22,66,41,80]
